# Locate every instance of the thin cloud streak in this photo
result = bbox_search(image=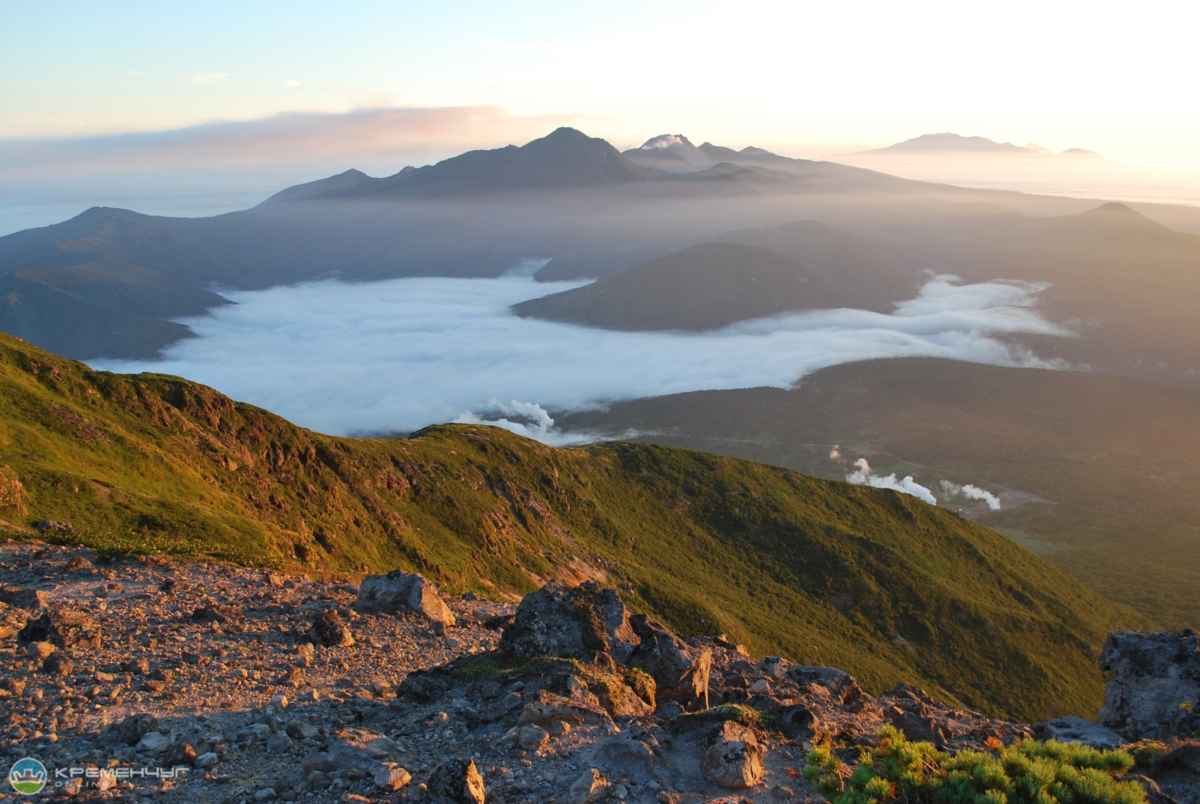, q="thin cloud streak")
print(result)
[0,105,575,178]
[90,275,1071,444]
